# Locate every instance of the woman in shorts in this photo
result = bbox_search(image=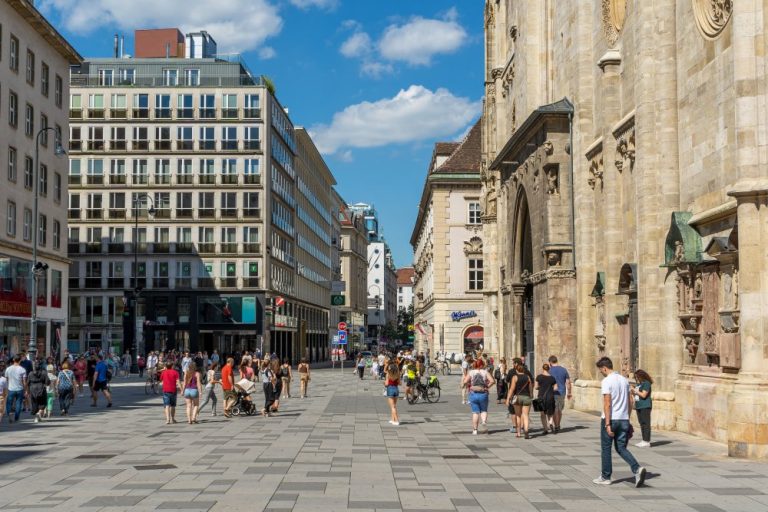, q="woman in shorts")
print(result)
[297,358,310,398]
[463,359,496,435]
[384,363,401,426]
[183,362,202,424]
[73,356,87,397]
[506,361,533,439]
